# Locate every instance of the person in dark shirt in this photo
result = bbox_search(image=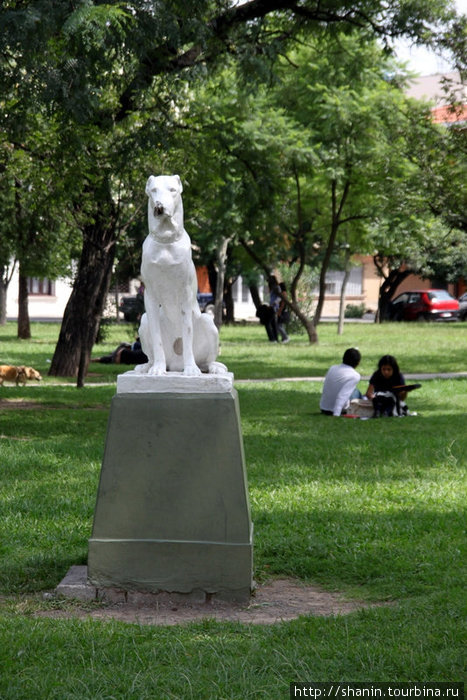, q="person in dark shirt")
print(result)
[365,355,407,401]
[91,338,148,365]
[365,355,407,416]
